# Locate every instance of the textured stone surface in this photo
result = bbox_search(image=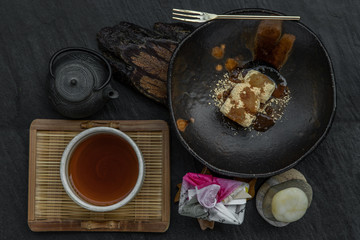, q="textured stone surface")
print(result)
[0,0,359,239]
